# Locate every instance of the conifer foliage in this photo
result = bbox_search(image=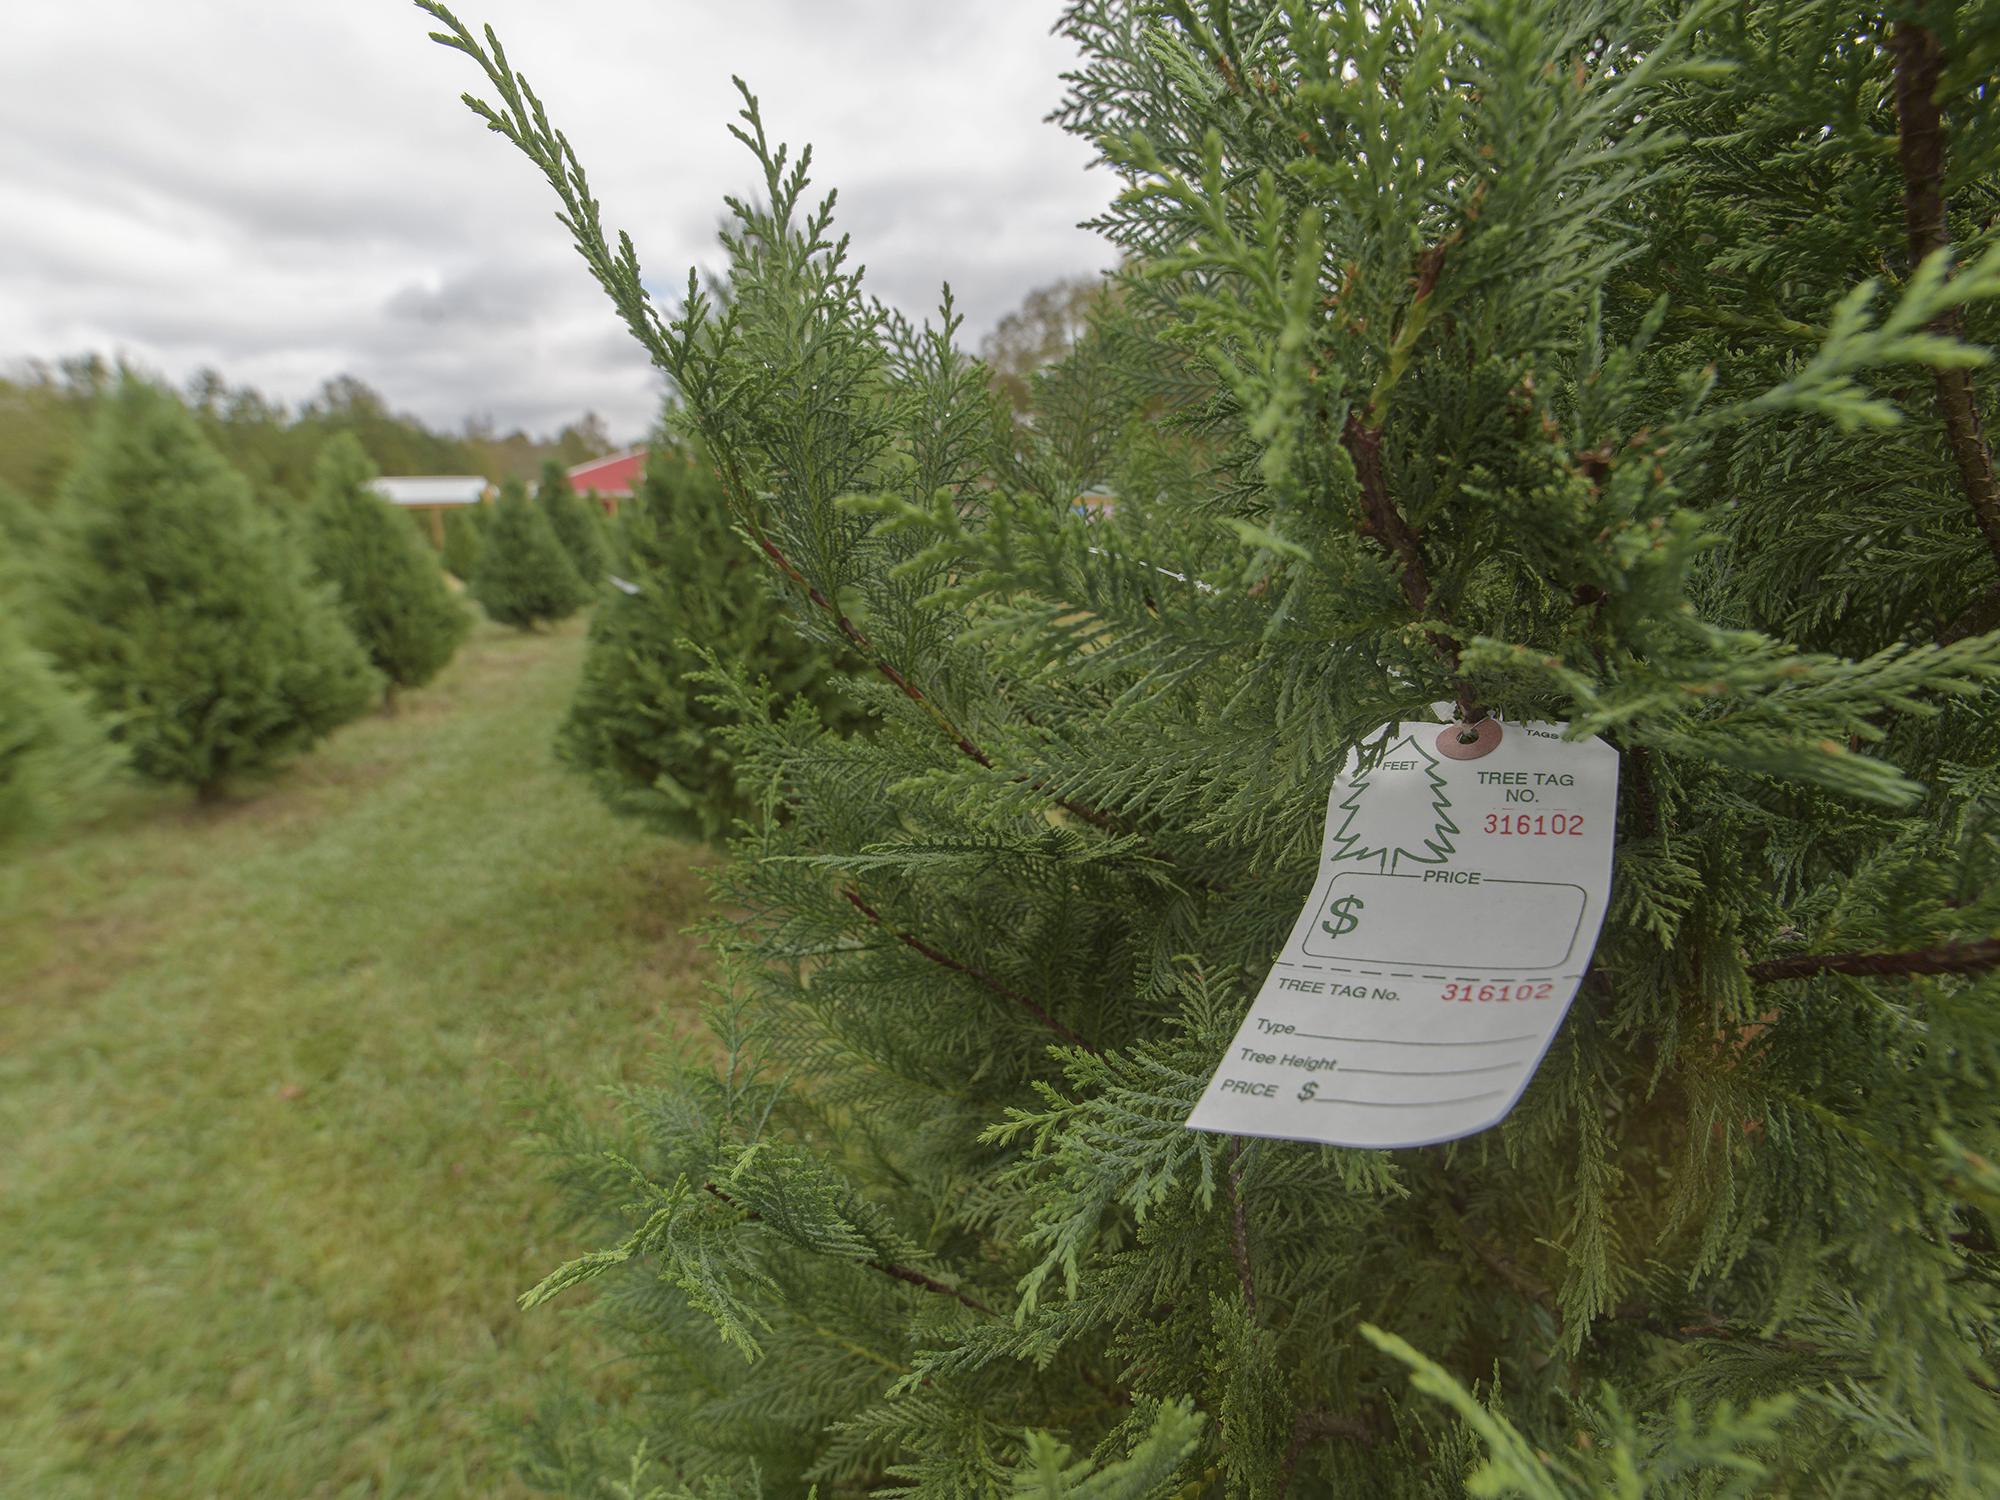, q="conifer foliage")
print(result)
[468,475,589,629]
[537,456,611,584]
[302,433,469,693]
[0,613,122,843]
[557,441,862,839]
[429,2,2000,1493]
[0,482,119,839]
[442,503,484,581]
[40,379,379,798]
